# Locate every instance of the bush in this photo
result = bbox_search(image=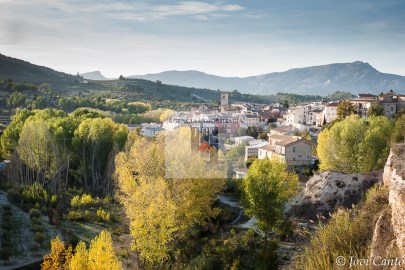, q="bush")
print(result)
[71,194,93,207]
[7,188,22,204]
[30,217,42,226]
[96,208,110,222]
[70,195,81,208]
[292,185,389,269]
[29,208,41,219]
[33,232,45,244]
[31,224,43,233]
[80,194,93,205]
[103,195,113,204]
[50,194,58,207]
[66,210,83,221]
[21,182,48,207]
